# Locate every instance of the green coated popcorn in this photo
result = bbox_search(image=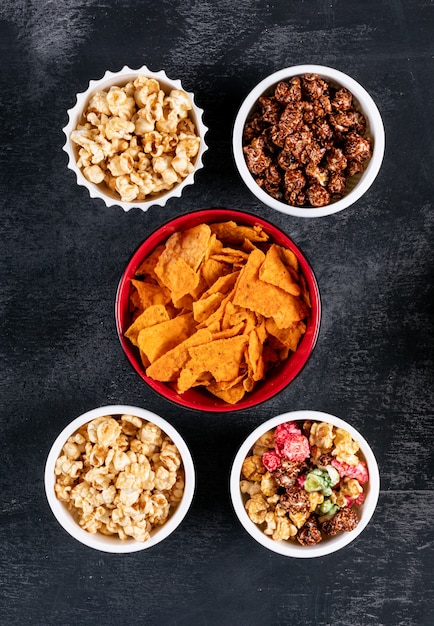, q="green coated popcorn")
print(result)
[304,468,334,496]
